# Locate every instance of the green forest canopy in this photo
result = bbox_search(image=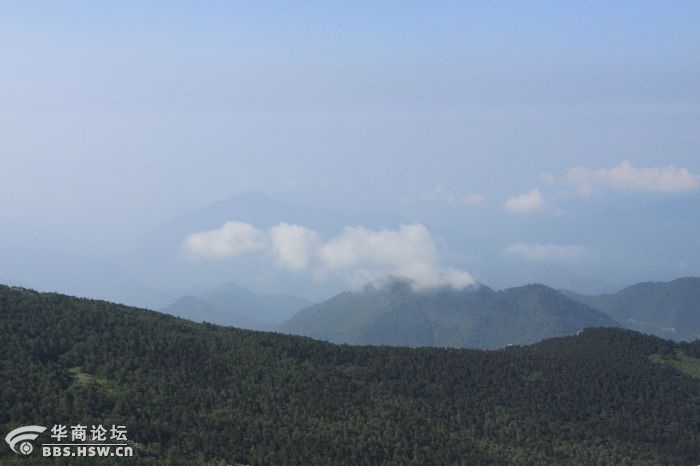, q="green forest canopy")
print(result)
[2,285,700,465]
